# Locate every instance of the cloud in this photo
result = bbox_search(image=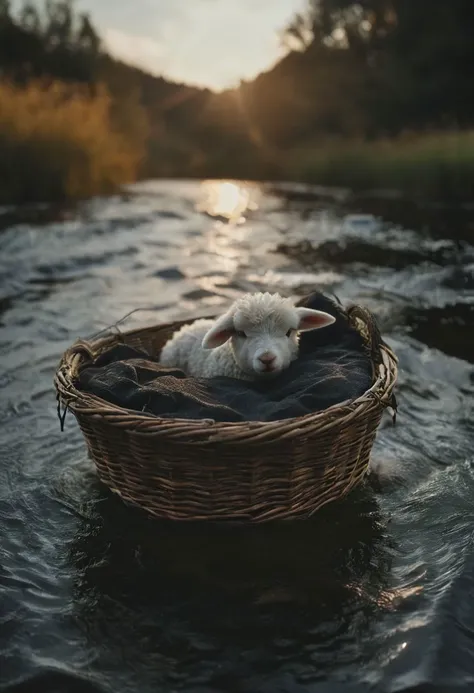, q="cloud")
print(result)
[104,28,166,72]
[78,0,306,89]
